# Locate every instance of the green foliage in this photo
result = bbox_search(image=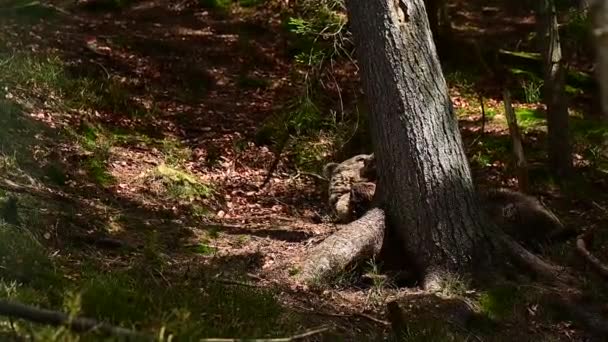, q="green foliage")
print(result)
[477,285,520,320]
[515,108,545,129]
[151,164,214,201]
[0,223,63,297]
[80,273,150,324]
[391,320,464,342]
[71,122,116,186]
[73,269,296,339]
[485,108,497,120]
[189,243,218,255]
[520,79,543,104]
[84,157,115,186]
[0,53,147,117]
[436,274,469,297]
[161,138,193,166]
